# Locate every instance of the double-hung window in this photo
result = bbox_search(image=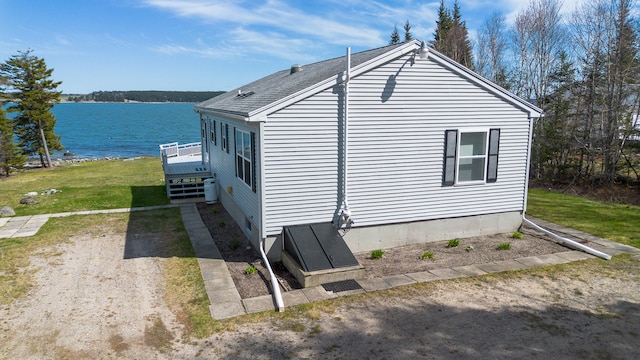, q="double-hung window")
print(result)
[235,128,256,191]
[443,128,500,186]
[221,123,229,153]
